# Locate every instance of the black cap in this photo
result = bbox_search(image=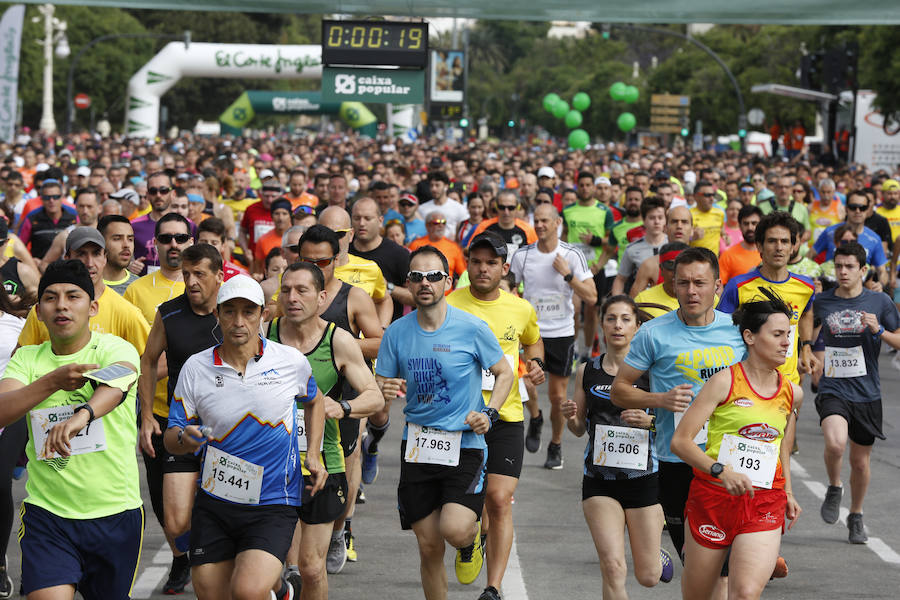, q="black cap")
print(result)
[469,231,508,259]
[655,169,671,179]
[270,197,293,215]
